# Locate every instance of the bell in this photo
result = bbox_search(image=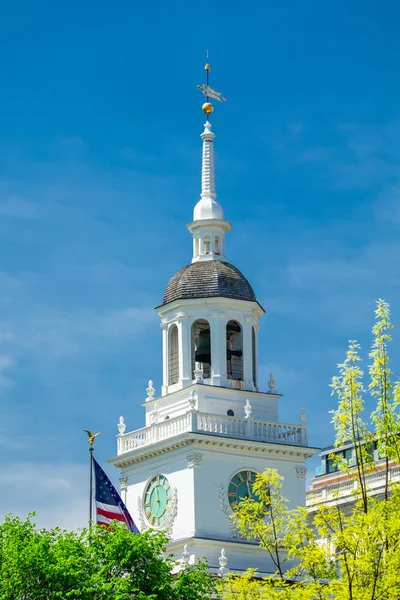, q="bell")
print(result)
[227,348,242,359]
[195,329,211,364]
